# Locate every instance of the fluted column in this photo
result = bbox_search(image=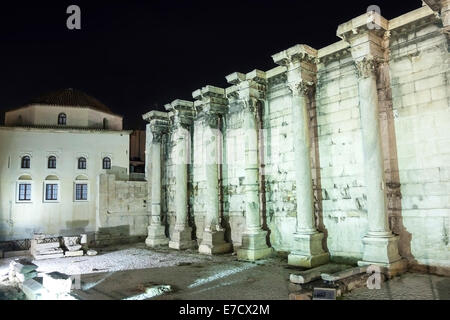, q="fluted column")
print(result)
[166,99,196,250]
[143,111,170,247]
[226,70,273,261]
[338,14,404,273]
[272,44,329,267]
[193,86,232,255]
